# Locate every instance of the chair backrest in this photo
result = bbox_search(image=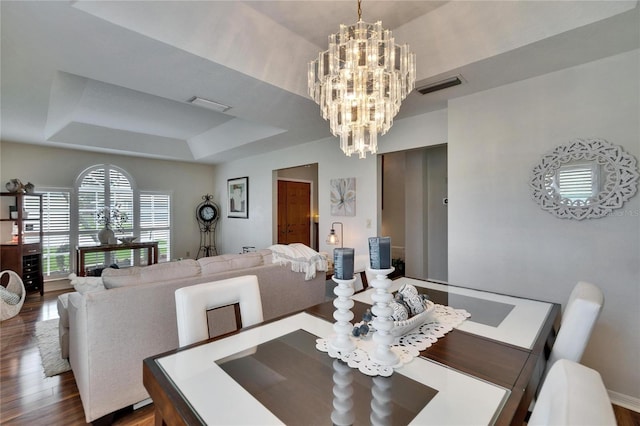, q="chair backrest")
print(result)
[175,275,263,347]
[547,281,604,371]
[529,359,616,425]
